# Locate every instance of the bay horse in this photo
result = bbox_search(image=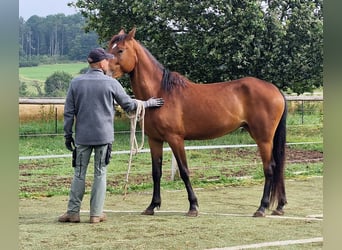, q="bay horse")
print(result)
[108,28,287,217]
